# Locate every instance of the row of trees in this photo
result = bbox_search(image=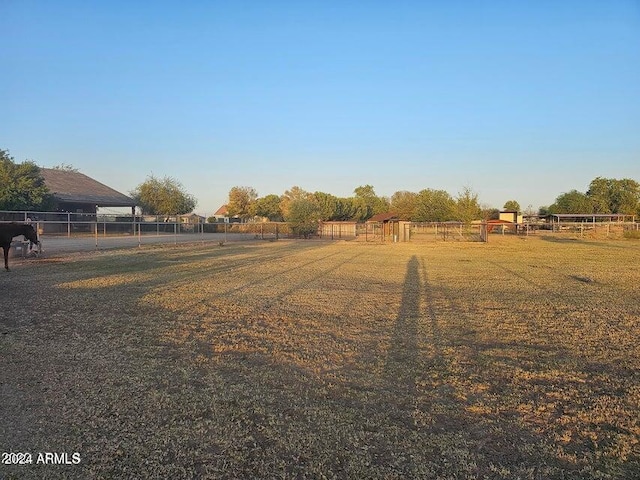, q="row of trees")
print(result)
[542,178,640,216]
[224,177,640,228]
[223,184,491,224]
[3,148,639,220]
